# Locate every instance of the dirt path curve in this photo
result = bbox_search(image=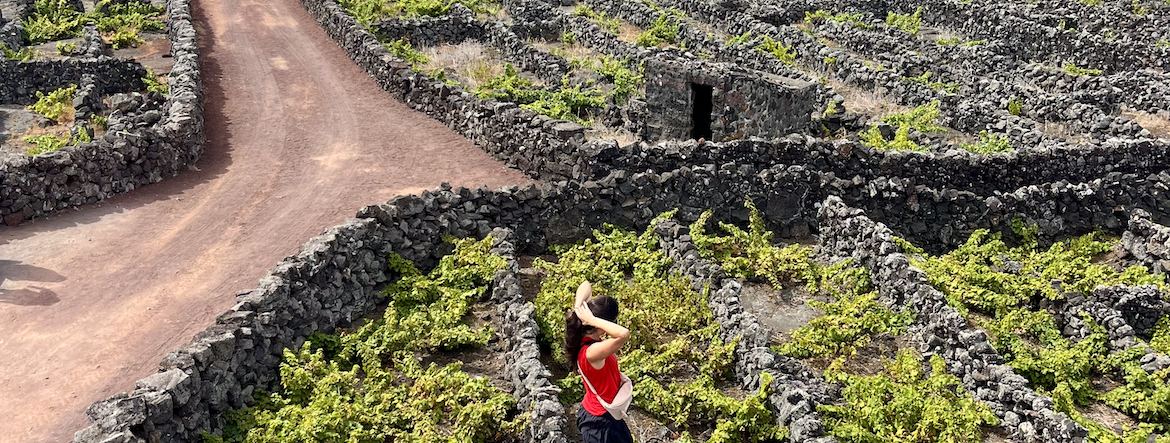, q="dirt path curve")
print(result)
[0,0,531,439]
